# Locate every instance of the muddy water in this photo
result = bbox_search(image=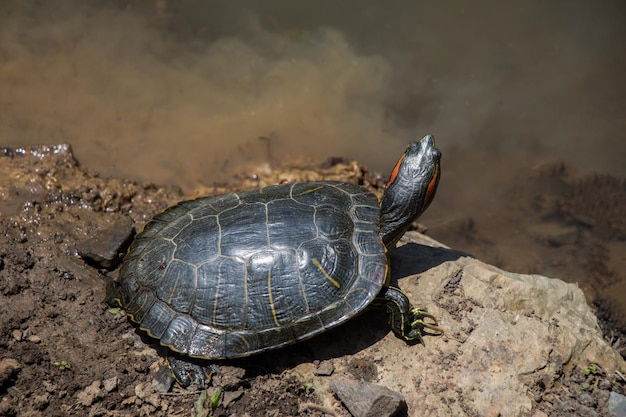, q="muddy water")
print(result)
[2,1,625,326]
